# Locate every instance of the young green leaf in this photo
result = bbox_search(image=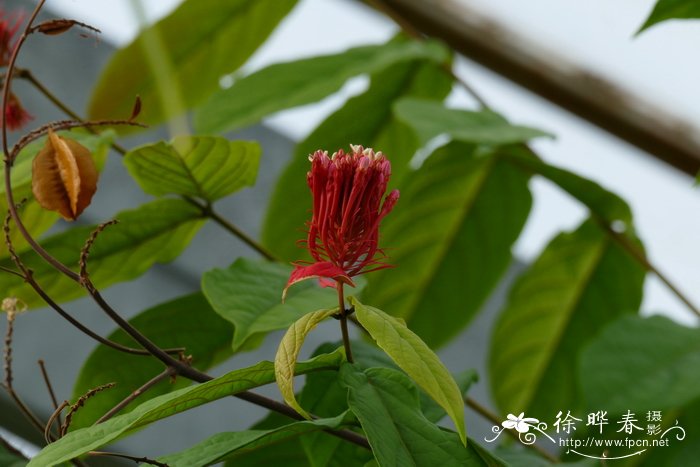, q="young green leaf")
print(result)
[394,98,551,145]
[349,296,466,445]
[27,350,344,467]
[275,308,339,418]
[261,56,453,262]
[202,258,345,351]
[88,0,298,128]
[124,136,260,201]
[194,39,449,134]
[340,364,503,466]
[70,293,233,428]
[638,0,700,33]
[0,198,205,308]
[489,219,645,418]
[581,315,700,413]
[362,143,531,348]
[157,414,347,466]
